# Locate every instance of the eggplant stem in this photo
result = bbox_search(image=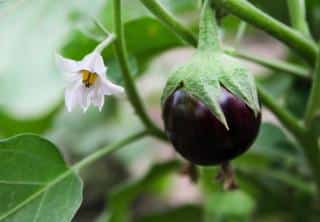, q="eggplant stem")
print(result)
[179,162,198,183]
[217,162,239,190]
